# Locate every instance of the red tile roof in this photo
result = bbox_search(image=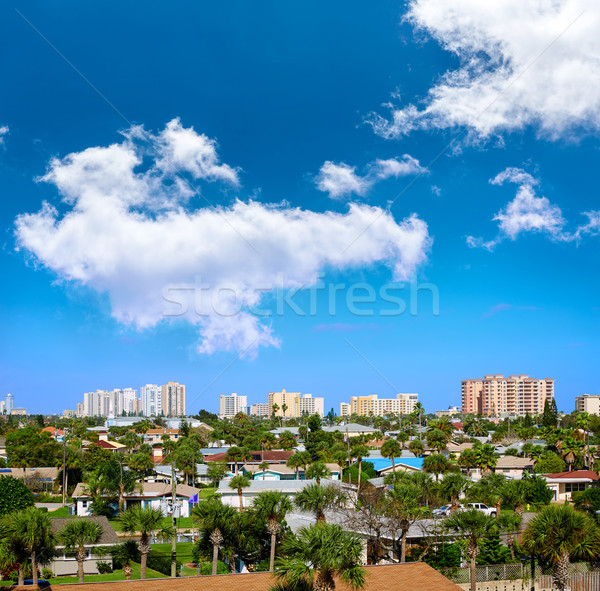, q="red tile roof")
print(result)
[205,450,294,463]
[544,470,599,480]
[42,426,65,436]
[51,562,462,591]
